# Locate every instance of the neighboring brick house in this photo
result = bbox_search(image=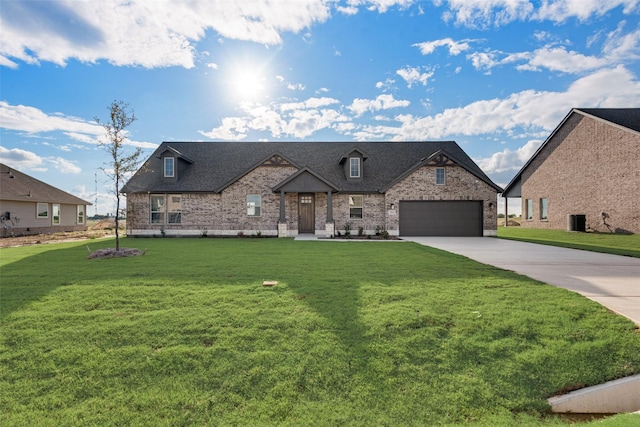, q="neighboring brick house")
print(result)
[502,108,640,234]
[0,163,92,237]
[122,141,502,237]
